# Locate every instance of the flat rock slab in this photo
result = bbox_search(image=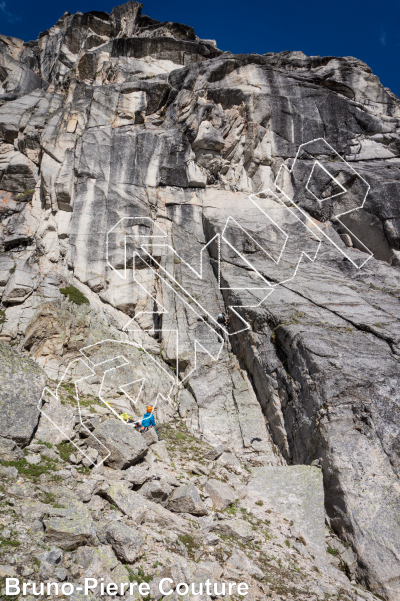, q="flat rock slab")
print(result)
[226,550,264,579]
[123,465,150,485]
[248,466,325,560]
[0,342,46,444]
[212,518,255,542]
[0,565,17,577]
